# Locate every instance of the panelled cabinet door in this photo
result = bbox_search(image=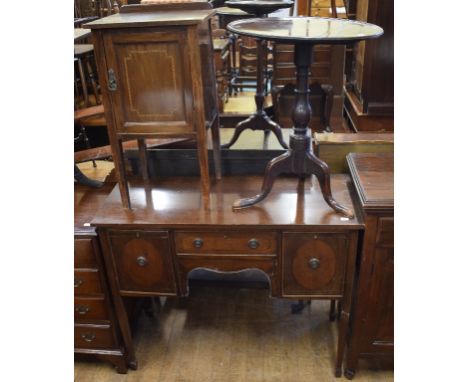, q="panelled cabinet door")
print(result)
[282,232,348,296]
[108,231,177,294]
[364,217,394,351]
[102,28,195,136]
